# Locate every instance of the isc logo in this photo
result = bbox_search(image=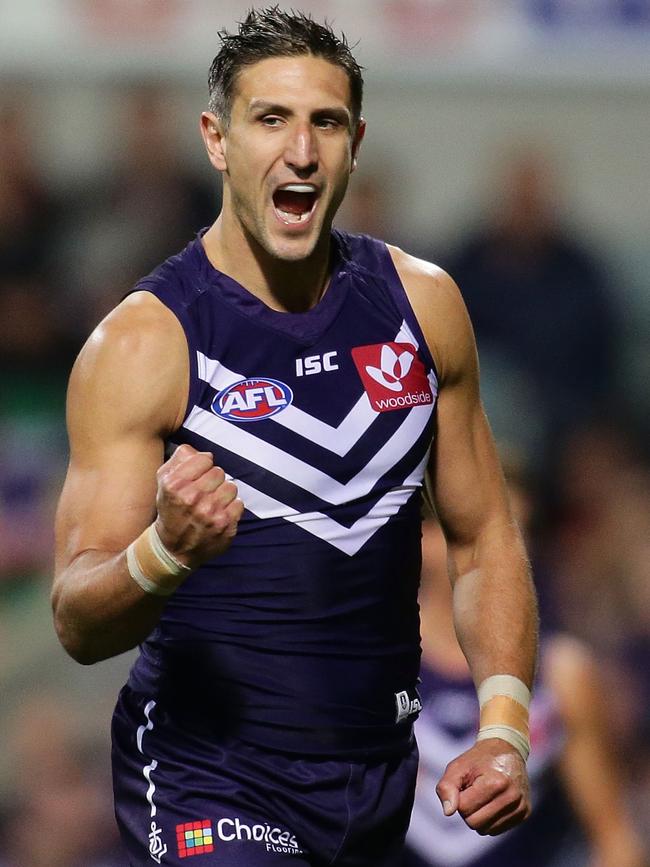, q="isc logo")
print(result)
[295,351,339,377]
[212,378,293,422]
